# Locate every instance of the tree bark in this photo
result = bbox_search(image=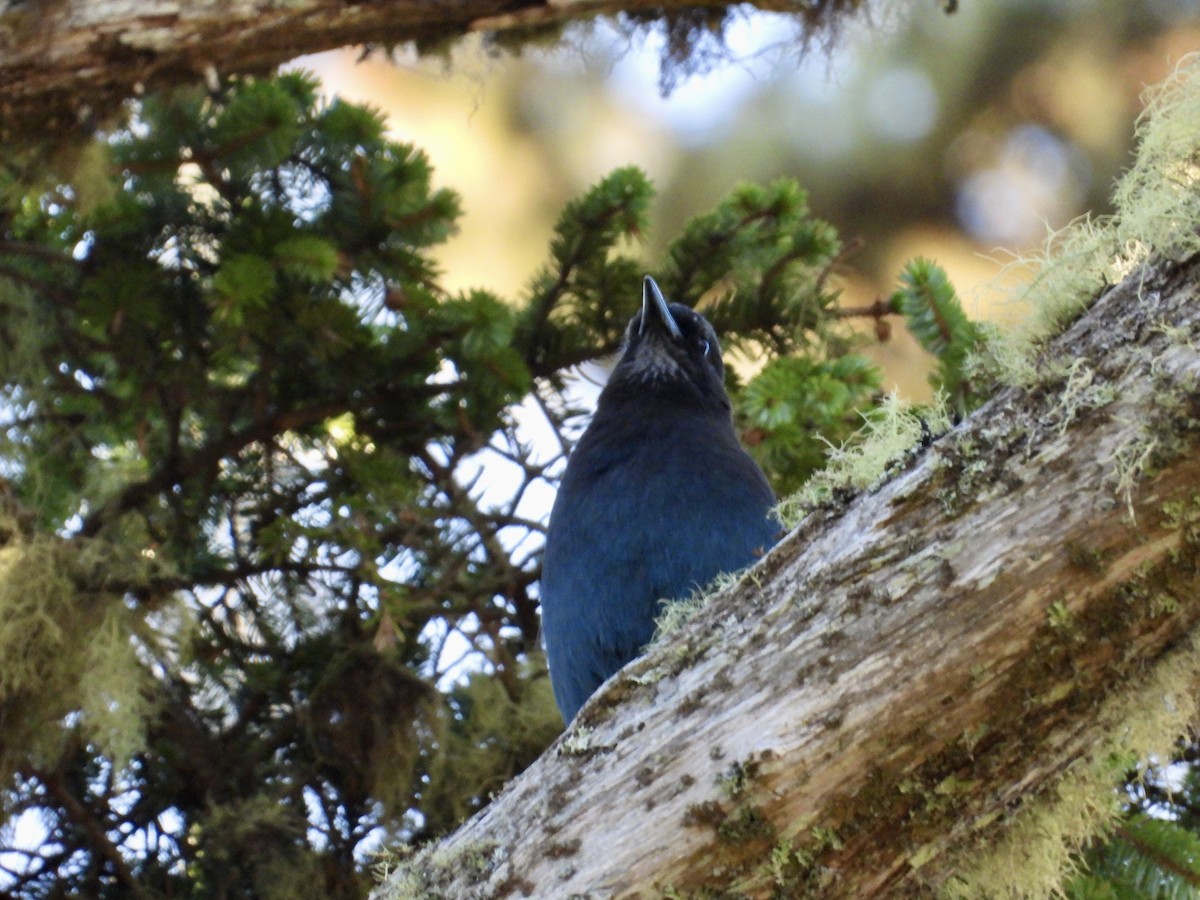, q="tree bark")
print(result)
[0,0,840,139]
[373,251,1200,897]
